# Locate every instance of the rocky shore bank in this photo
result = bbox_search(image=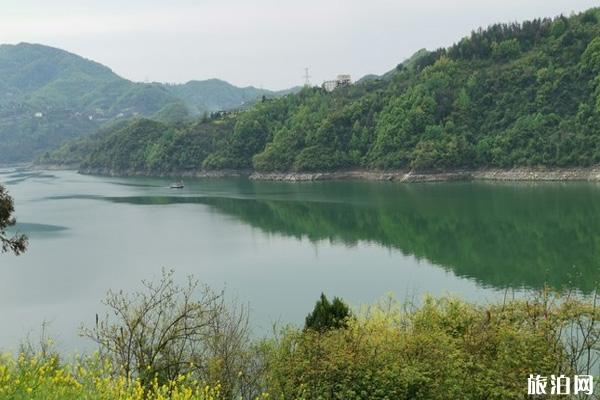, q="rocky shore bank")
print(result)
[34,165,600,182]
[76,167,251,178]
[249,167,600,182]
